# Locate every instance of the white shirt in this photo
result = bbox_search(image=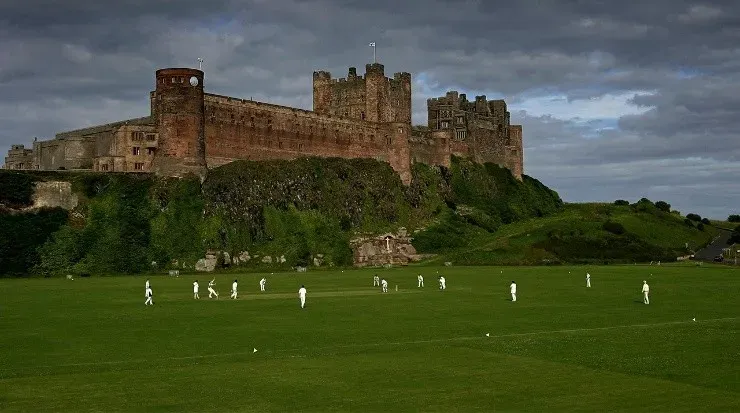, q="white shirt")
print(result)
[145,287,152,297]
[232,282,238,291]
[440,277,445,284]
[381,280,388,287]
[260,278,266,285]
[418,275,423,280]
[145,280,150,289]
[642,283,649,293]
[299,287,306,297]
[586,273,590,279]
[510,283,516,294]
[193,282,199,292]
[209,280,215,287]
